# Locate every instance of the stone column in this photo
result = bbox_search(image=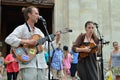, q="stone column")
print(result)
[53,0,70,48]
